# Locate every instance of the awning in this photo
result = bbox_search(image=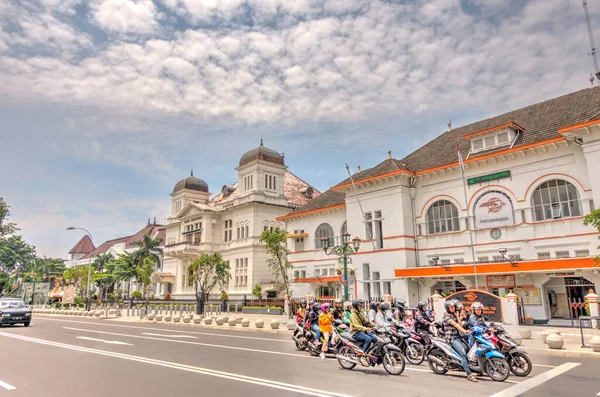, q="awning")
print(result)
[286,232,309,238]
[294,276,342,284]
[394,257,598,279]
[151,272,176,283]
